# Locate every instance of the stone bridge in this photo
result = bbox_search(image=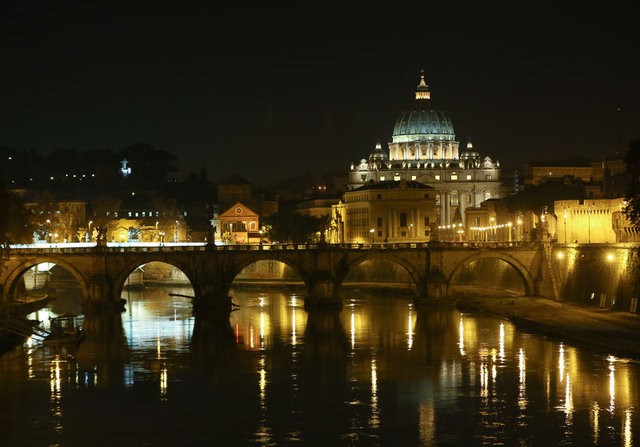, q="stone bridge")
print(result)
[0,242,555,312]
